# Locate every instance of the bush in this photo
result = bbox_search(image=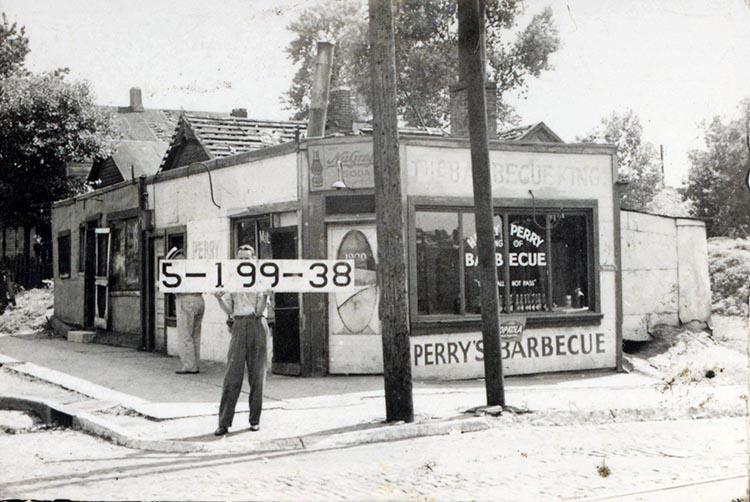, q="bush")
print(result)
[708,237,750,316]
